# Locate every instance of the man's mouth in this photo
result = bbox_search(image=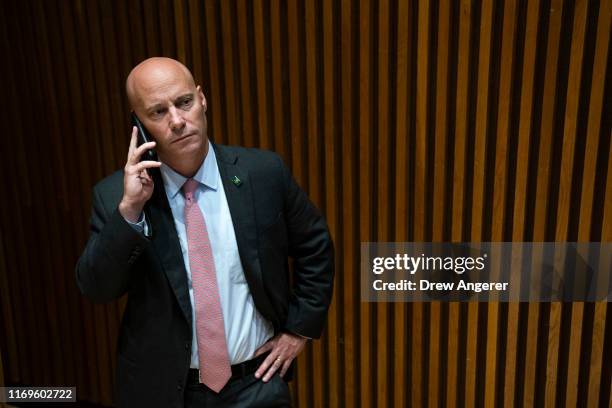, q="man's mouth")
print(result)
[172,133,195,143]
